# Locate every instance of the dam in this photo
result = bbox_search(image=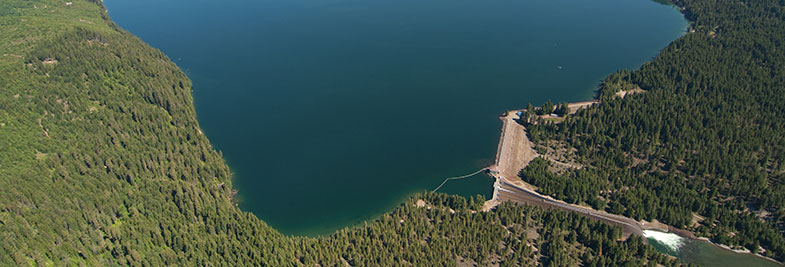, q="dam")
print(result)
[486,106,666,239]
